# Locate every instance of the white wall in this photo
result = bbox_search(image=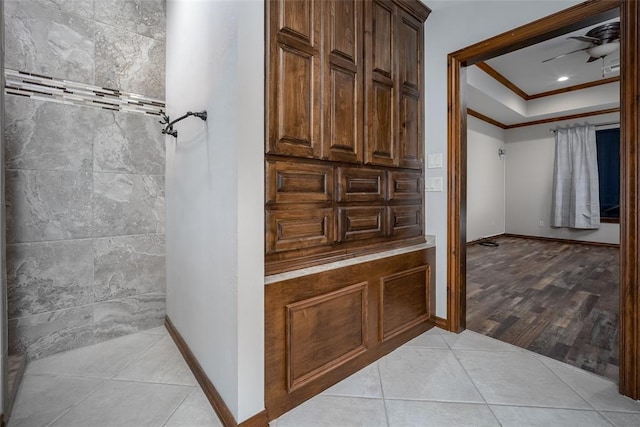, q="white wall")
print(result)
[467,117,506,242]
[505,112,620,244]
[423,0,582,318]
[165,0,264,423]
